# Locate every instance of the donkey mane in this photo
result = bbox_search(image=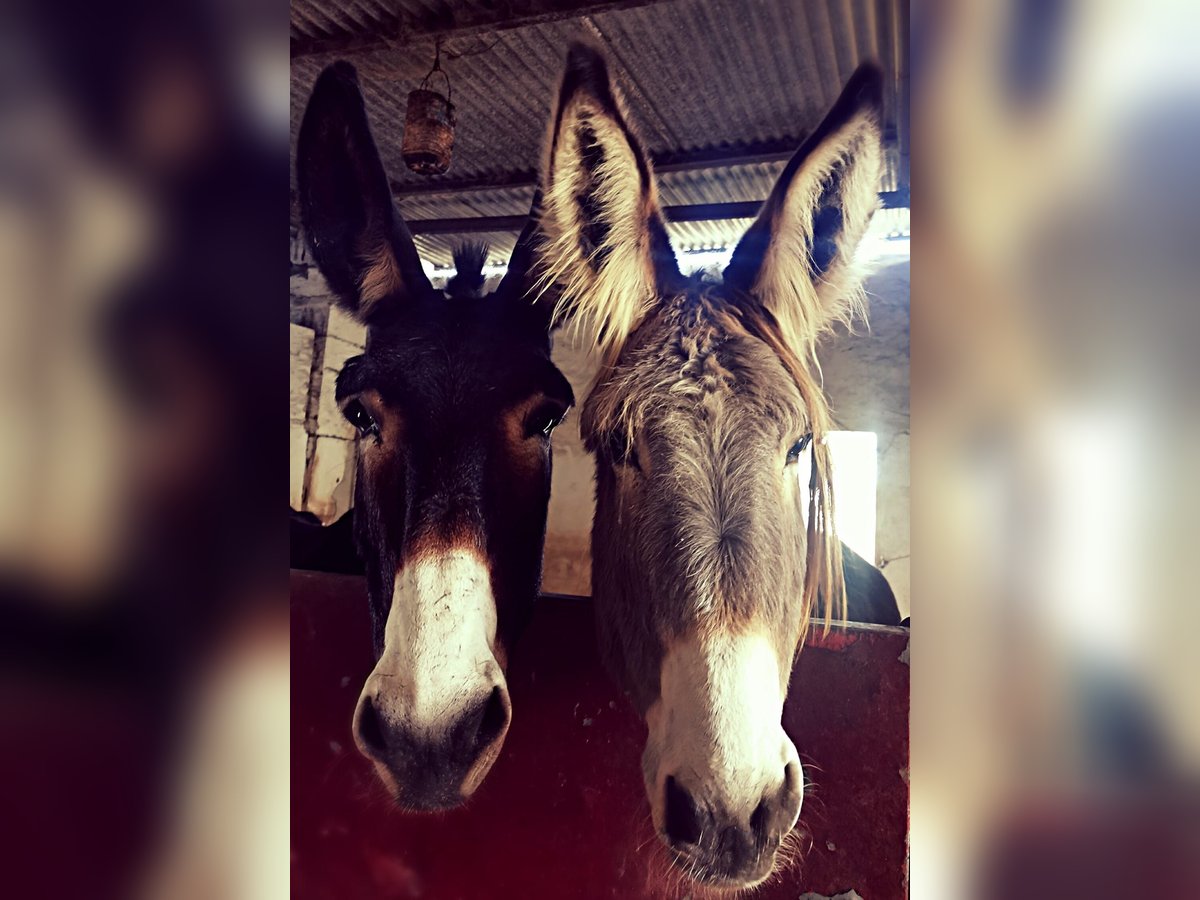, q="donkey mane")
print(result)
[445,242,490,300]
[582,282,847,638]
[726,290,848,636]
